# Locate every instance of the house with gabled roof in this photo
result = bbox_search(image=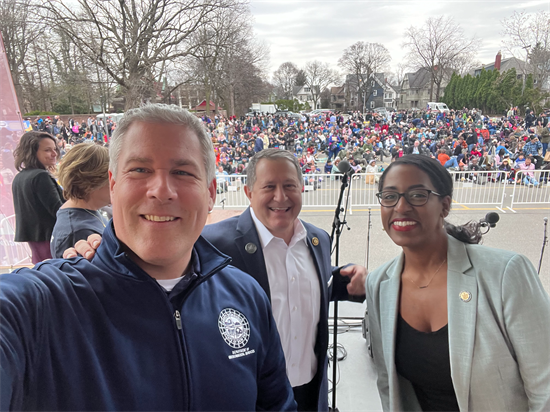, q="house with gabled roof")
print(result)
[399,67,452,110]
